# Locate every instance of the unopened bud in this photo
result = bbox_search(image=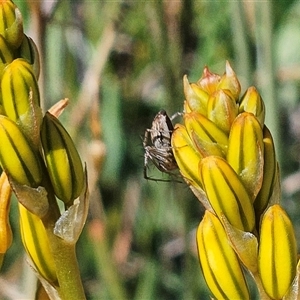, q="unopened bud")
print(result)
[19,203,58,285]
[197,210,250,300]
[17,34,40,79]
[0,0,23,49]
[171,123,202,188]
[239,86,265,127]
[258,204,297,299]
[207,89,238,134]
[199,156,255,232]
[0,115,42,187]
[41,112,84,204]
[227,112,264,200]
